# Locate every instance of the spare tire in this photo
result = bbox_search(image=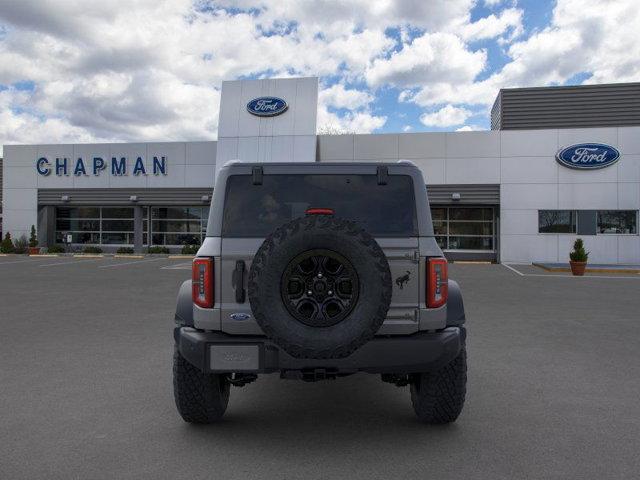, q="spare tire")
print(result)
[248,215,392,359]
